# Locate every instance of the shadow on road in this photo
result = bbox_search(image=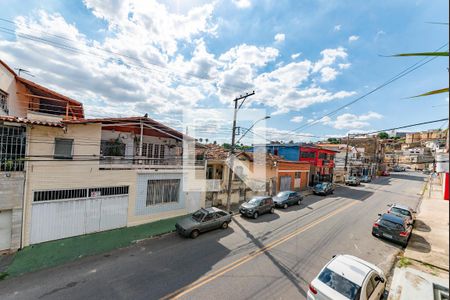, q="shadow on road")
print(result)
[414,220,431,233]
[390,173,427,183]
[232,217,308,298]
[407,234,432,253]
[238,212,280,223]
